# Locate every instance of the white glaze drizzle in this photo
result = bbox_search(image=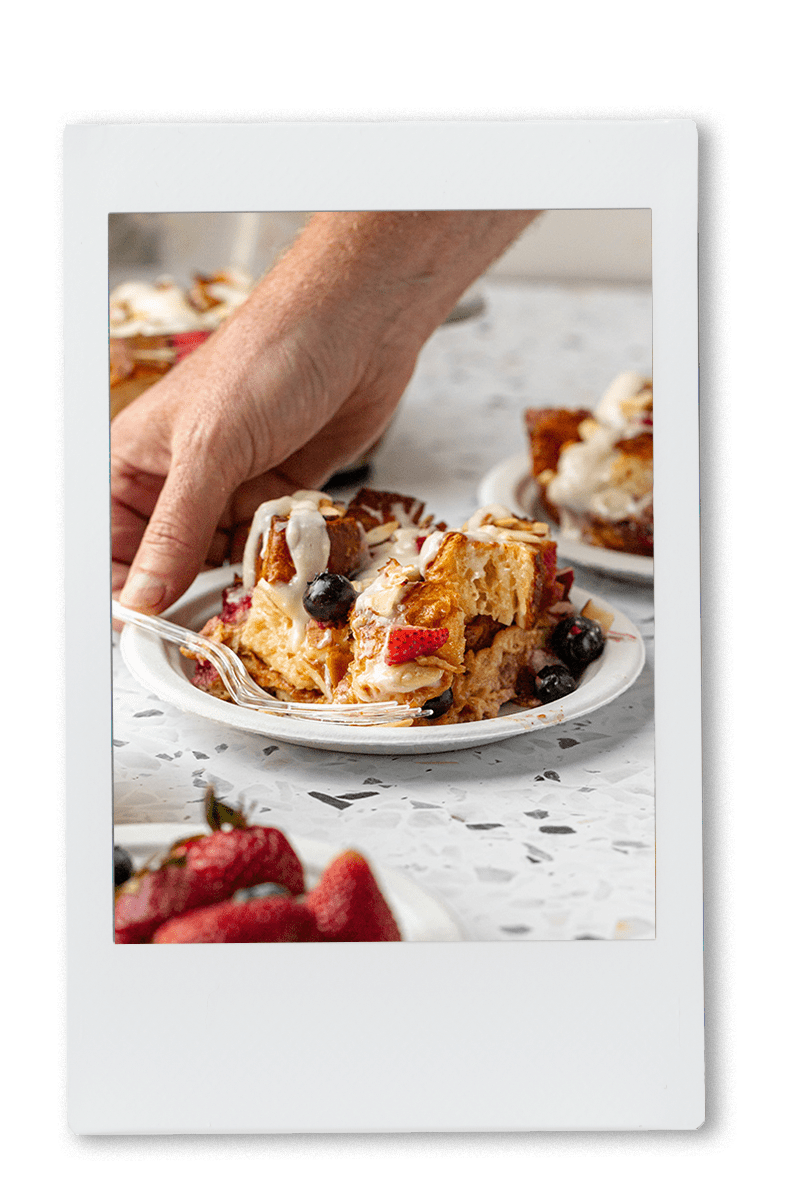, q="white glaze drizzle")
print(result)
[241,491,331,591]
